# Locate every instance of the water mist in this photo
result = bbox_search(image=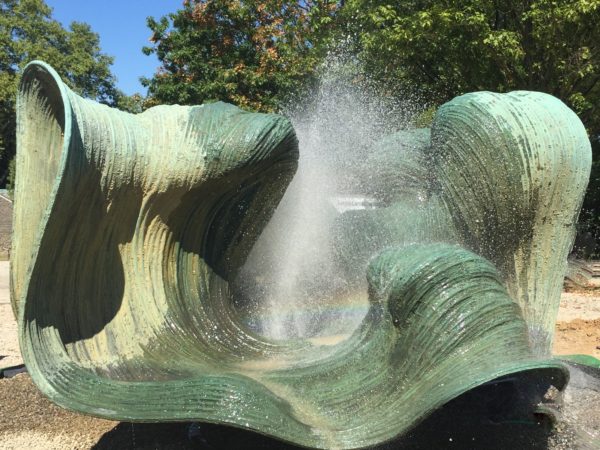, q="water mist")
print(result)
[233,52,424,341]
